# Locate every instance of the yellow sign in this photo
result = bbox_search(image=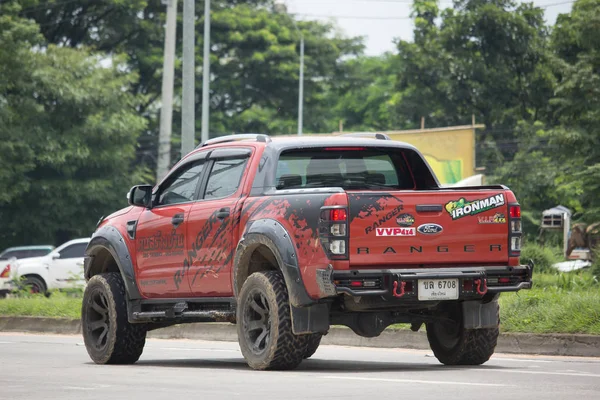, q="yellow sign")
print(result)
[335,125,481,184]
